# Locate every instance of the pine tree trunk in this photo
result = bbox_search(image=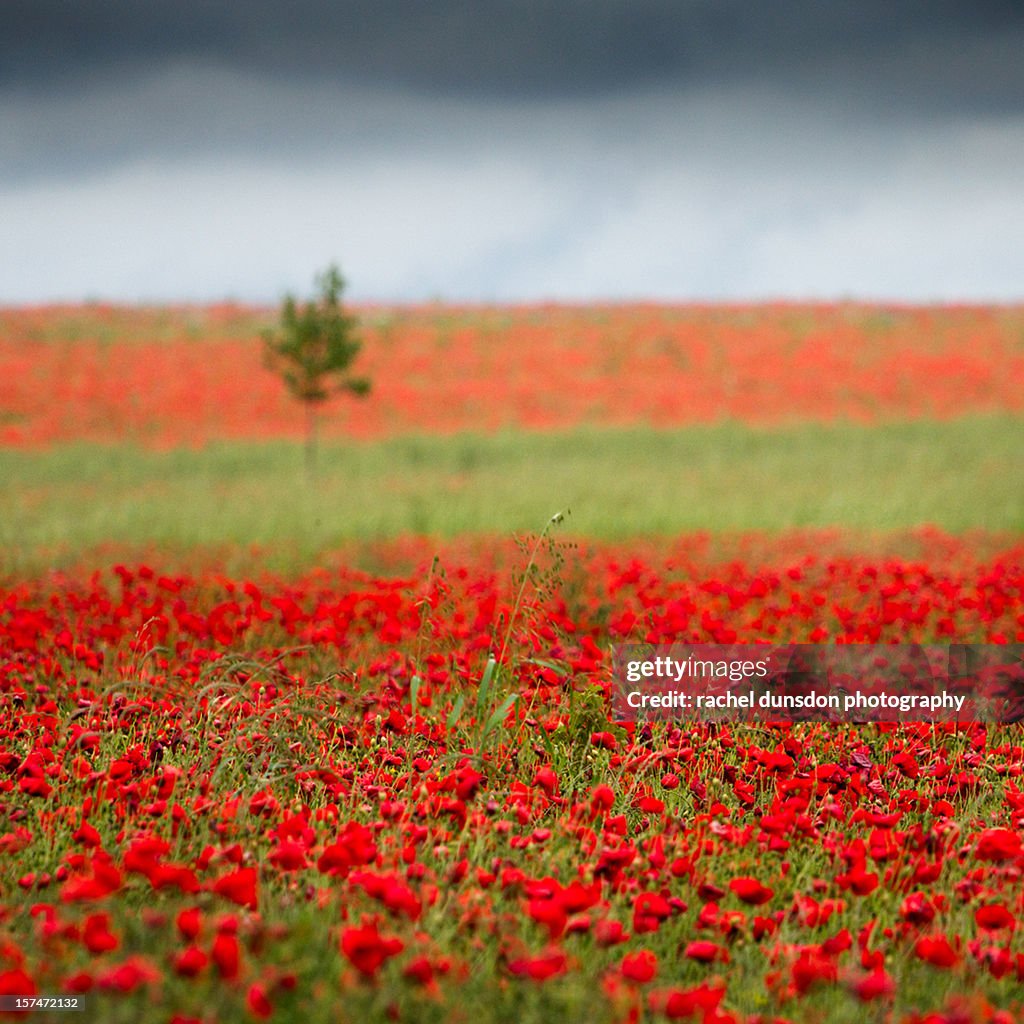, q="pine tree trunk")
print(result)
[305,402,318,481]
